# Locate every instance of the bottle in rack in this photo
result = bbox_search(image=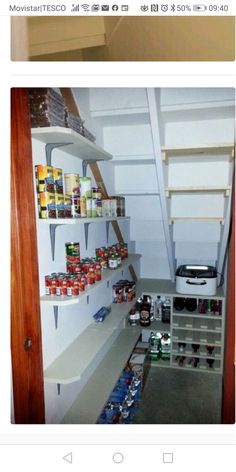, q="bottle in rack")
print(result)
[154,295,162,320]
[139,295,151,327]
